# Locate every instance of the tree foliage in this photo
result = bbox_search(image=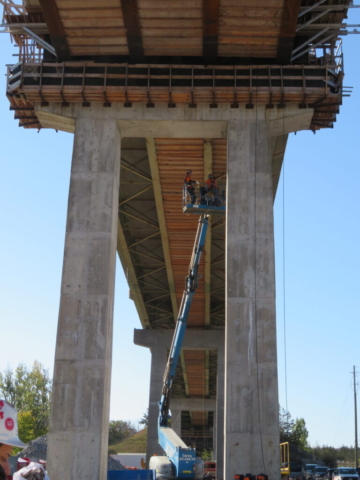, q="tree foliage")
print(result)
[108,420,137,445]
[308,445,358,467]
[0,361,52,440]
[279,407,309,449]
[139,409,148,427]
